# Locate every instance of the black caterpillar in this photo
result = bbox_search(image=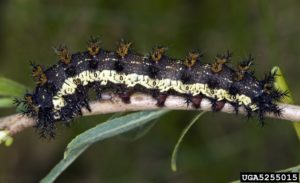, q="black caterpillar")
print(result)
[15,37,287,137]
